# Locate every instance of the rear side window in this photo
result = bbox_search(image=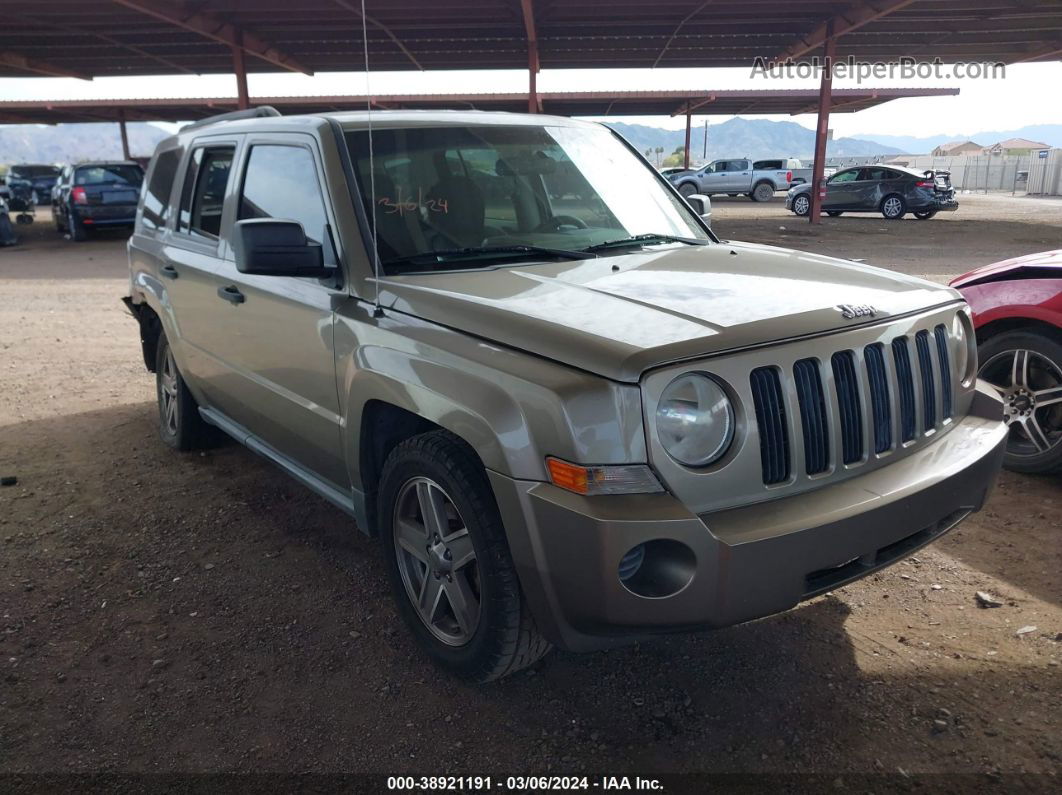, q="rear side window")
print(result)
[141,150,180,231]
[754,159,783,170]
[75,165,143,186]
[177,147,234,239]
[238,144,329,248]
